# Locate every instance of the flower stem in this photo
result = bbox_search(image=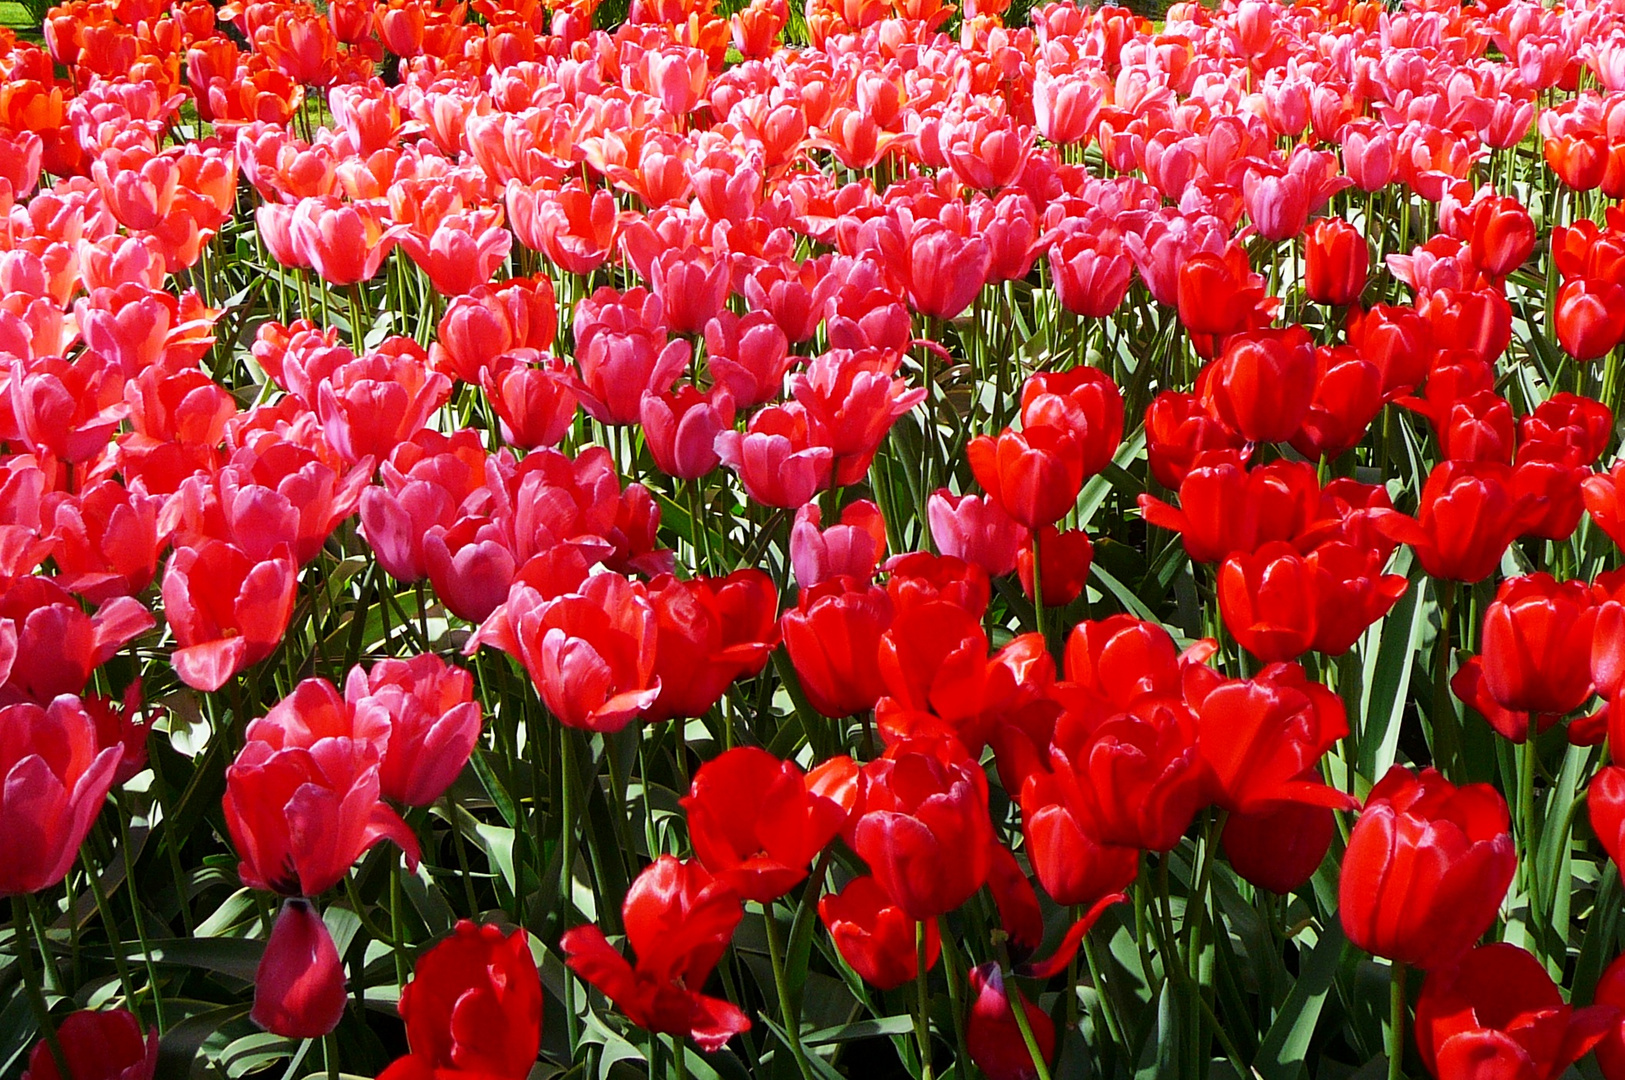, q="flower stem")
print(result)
[915,921,934,1080]
[1388,960,1408,1080]
[764,903,815,1080]
[1007,974,1053,1080]
[13,896,71,1080]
